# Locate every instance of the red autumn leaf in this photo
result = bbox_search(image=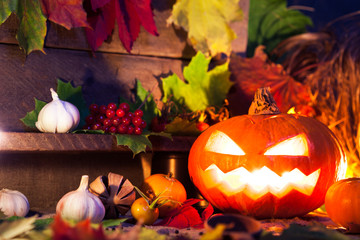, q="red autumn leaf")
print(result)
[90,0,112,11]
[85,0,158,52]
[51,214,107,240]
[41,0,90,30]
[85,0,116,51]
[155,199,214,229]
[228,45,311,115]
